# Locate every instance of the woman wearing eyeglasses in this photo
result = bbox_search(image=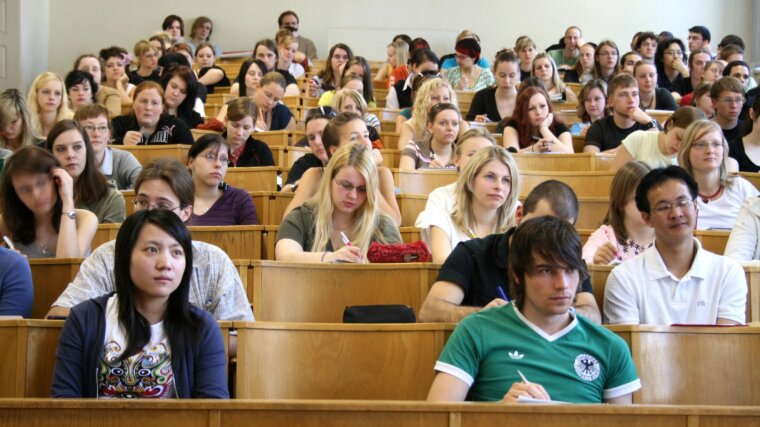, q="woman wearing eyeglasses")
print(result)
[678,119,755,230]
[186,134,258,226]
[275,143,400,263]
[654,38,689,93]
